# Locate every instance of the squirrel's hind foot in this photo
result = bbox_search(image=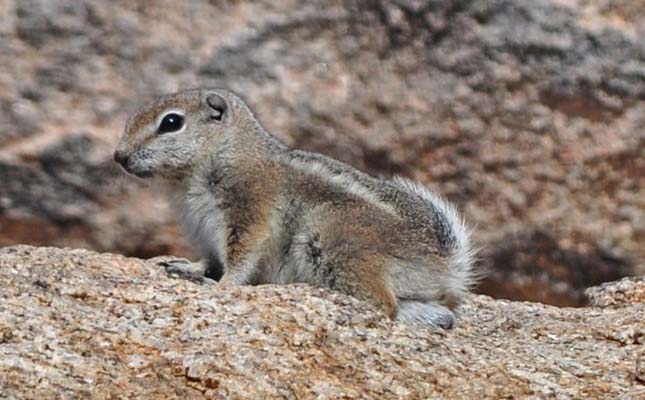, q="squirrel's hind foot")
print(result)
[395,300,456,329]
